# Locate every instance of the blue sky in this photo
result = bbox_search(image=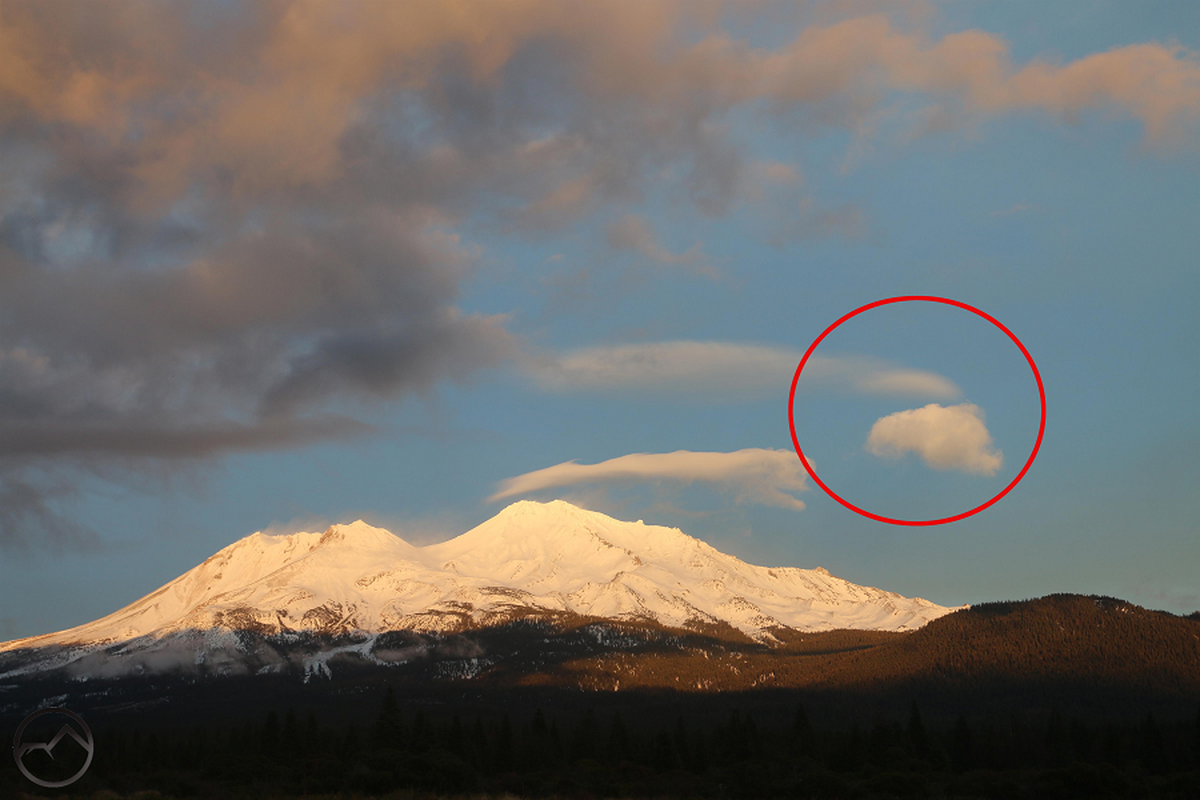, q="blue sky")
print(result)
[1,1,1197,640]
